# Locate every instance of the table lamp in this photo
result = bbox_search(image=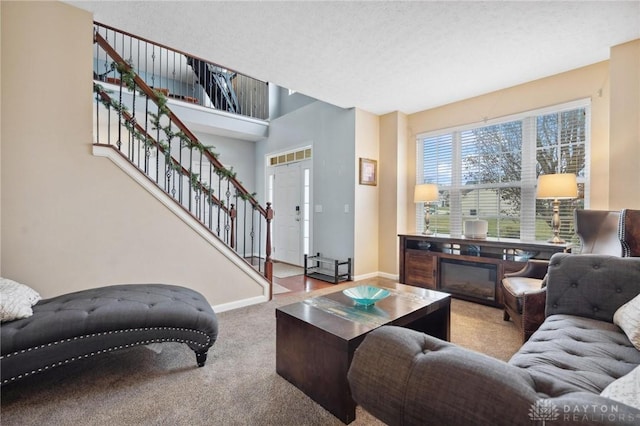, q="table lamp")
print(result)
[414,183,439,235]
[536,173,578,243]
